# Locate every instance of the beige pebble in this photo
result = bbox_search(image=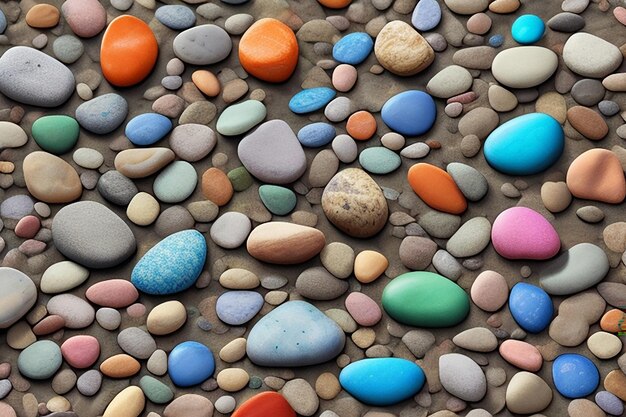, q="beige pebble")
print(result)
[374,20,434,76]
[351,327,376,349]
[602,222,626,253]
[320,242,355,279]
[505,372,552,414]
[23,152,82,204]
[46,396,71,413]
[541,181,572,213]
[488,84,517,112]
[587,331,622,359]
[147,301,186,335]
[126,192,160,226]
[219,268,260,289]
[216,368,249,392]
[219,338,247,363]
[282,378,319,417]
[7,321,36,350]
[102,386,145,417]
[535,91,567,123]
[265,290,288,305]
[315,372,341,400]
[353,250,388,283]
